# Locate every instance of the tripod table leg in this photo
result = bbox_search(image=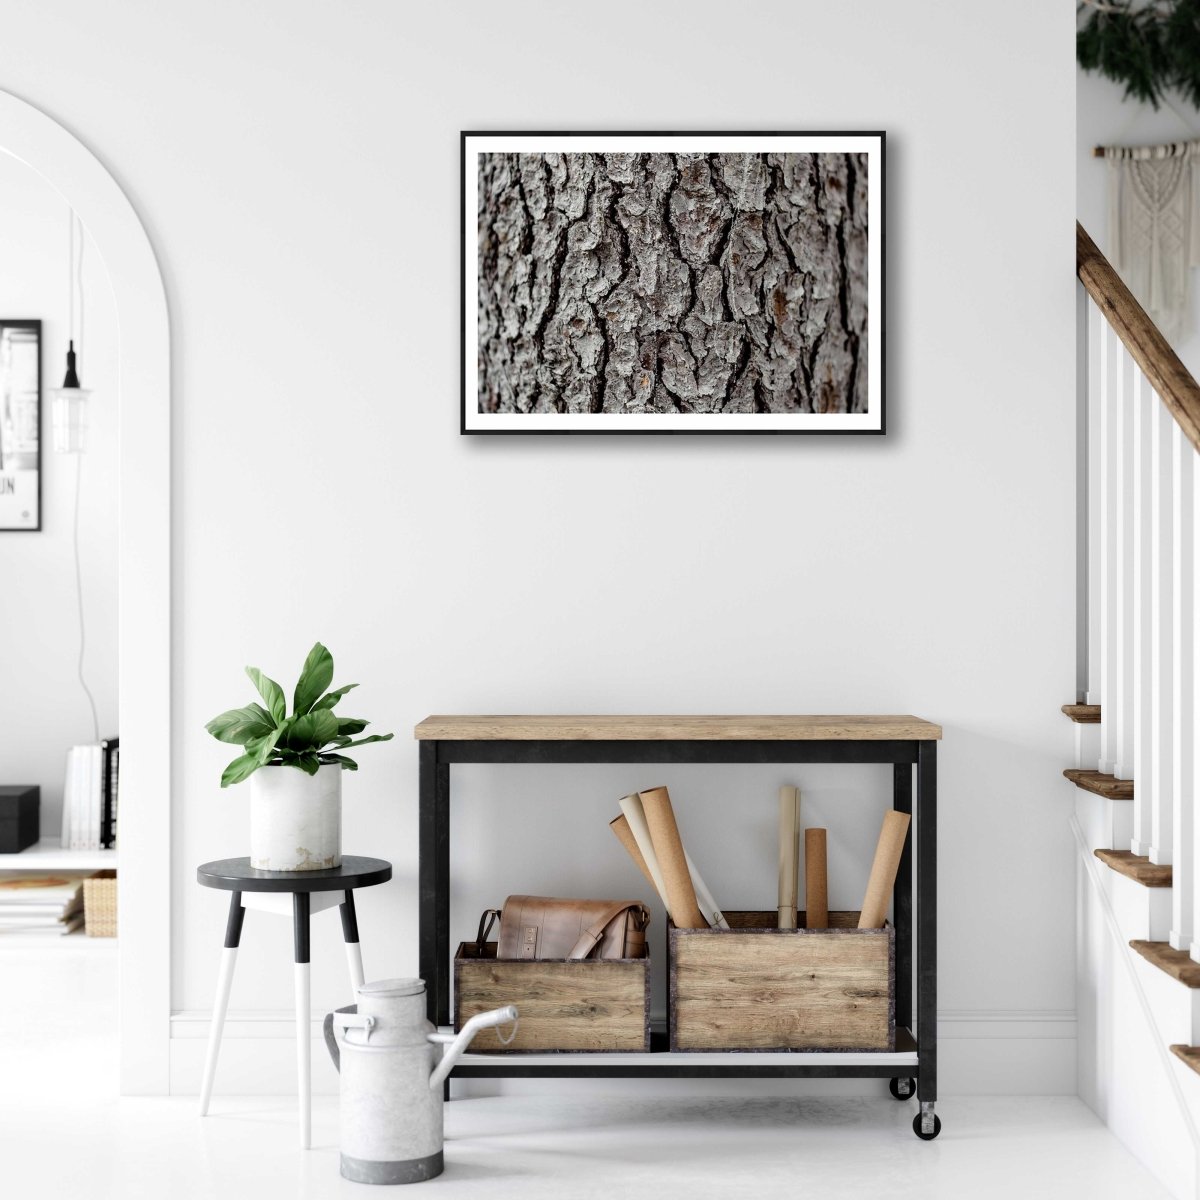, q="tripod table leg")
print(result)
[199,891,244,1116]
